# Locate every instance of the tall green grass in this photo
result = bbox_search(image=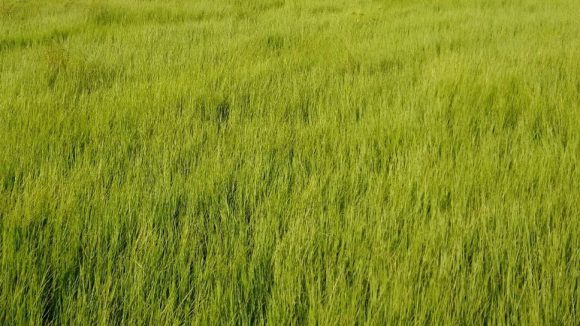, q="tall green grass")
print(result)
[1,0,579,324]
